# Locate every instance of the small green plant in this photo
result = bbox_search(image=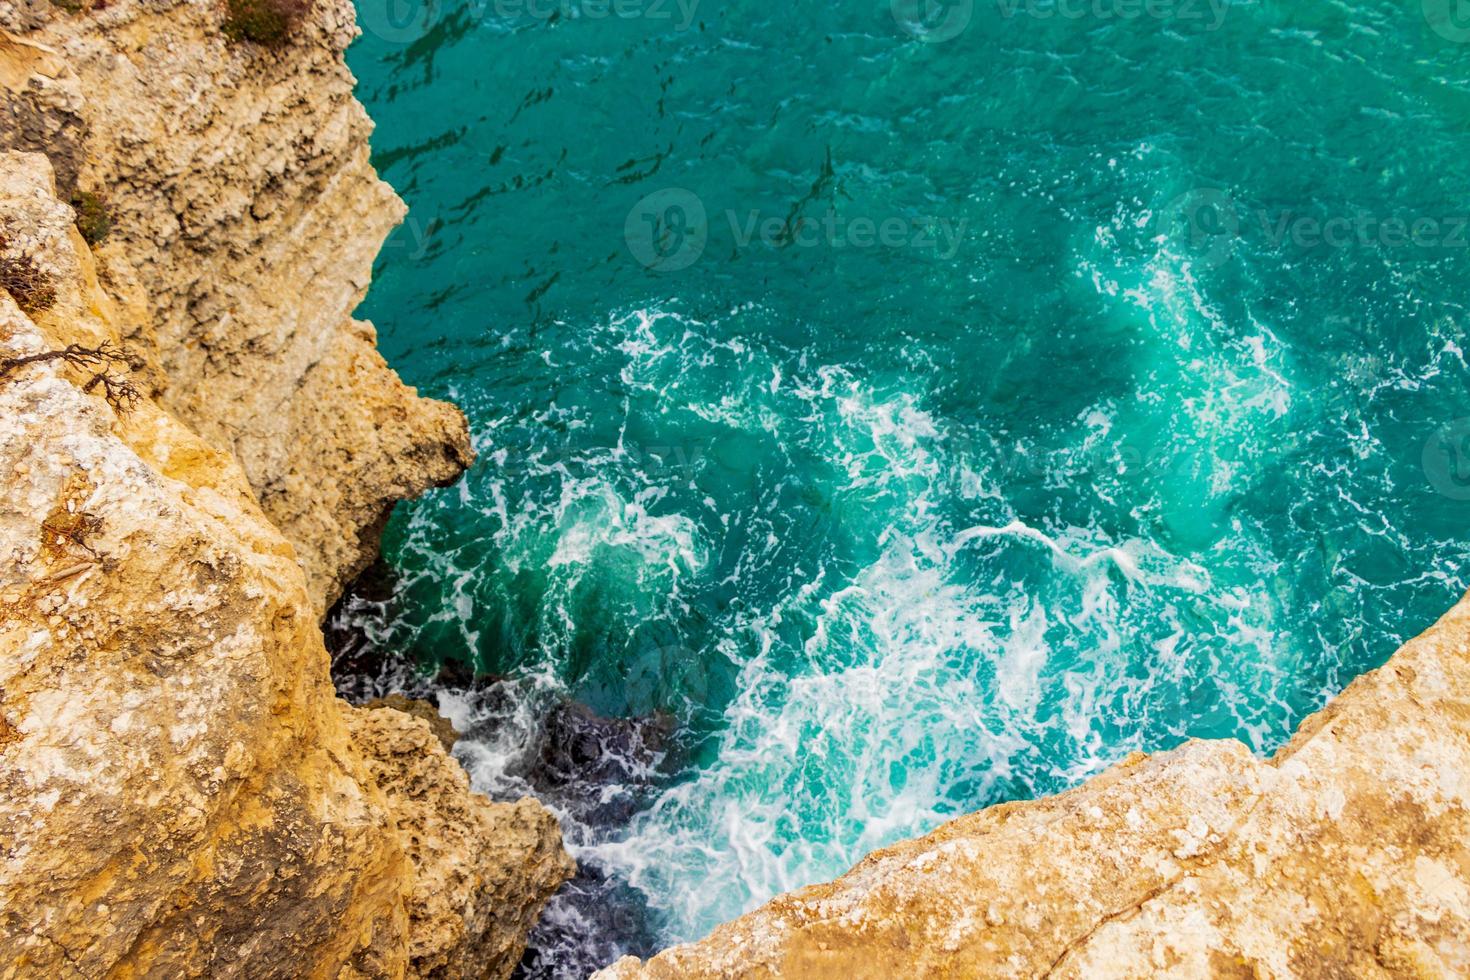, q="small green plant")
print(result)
[48,0,90,13]
[222,0,310,46]
[0,236,58,316]
[71,191,112,247]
